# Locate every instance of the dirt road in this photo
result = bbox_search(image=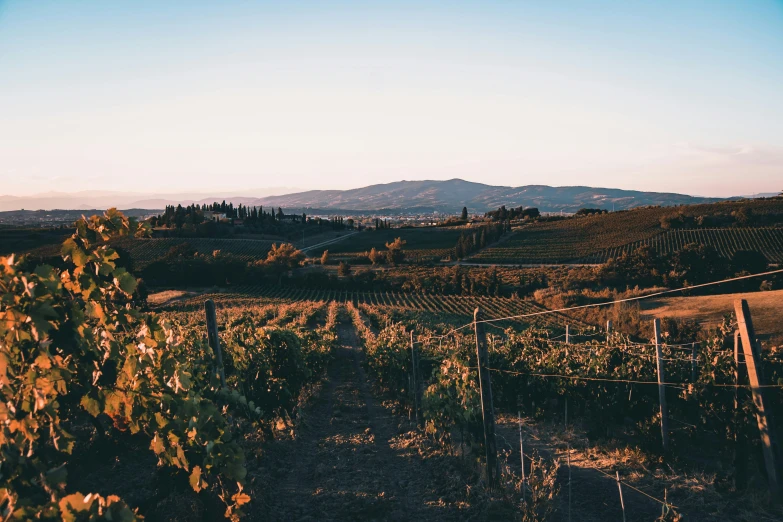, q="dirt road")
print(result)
[257,324,491,521]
